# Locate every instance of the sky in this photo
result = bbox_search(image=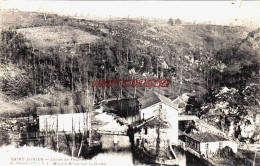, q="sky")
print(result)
[0,0,260,26]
